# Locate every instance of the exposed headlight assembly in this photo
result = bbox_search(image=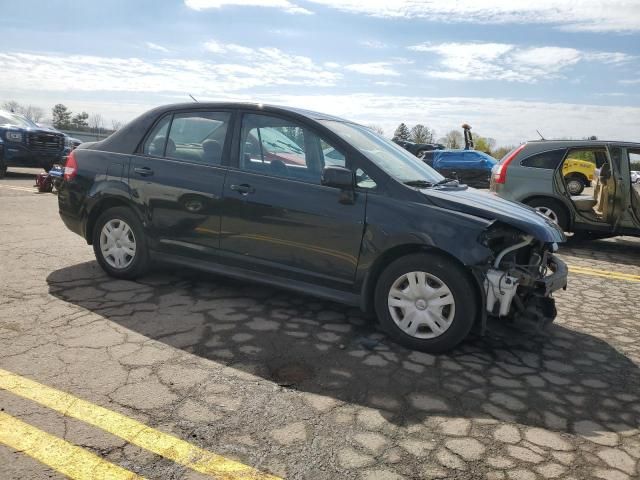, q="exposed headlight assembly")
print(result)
[6,131,22,142]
